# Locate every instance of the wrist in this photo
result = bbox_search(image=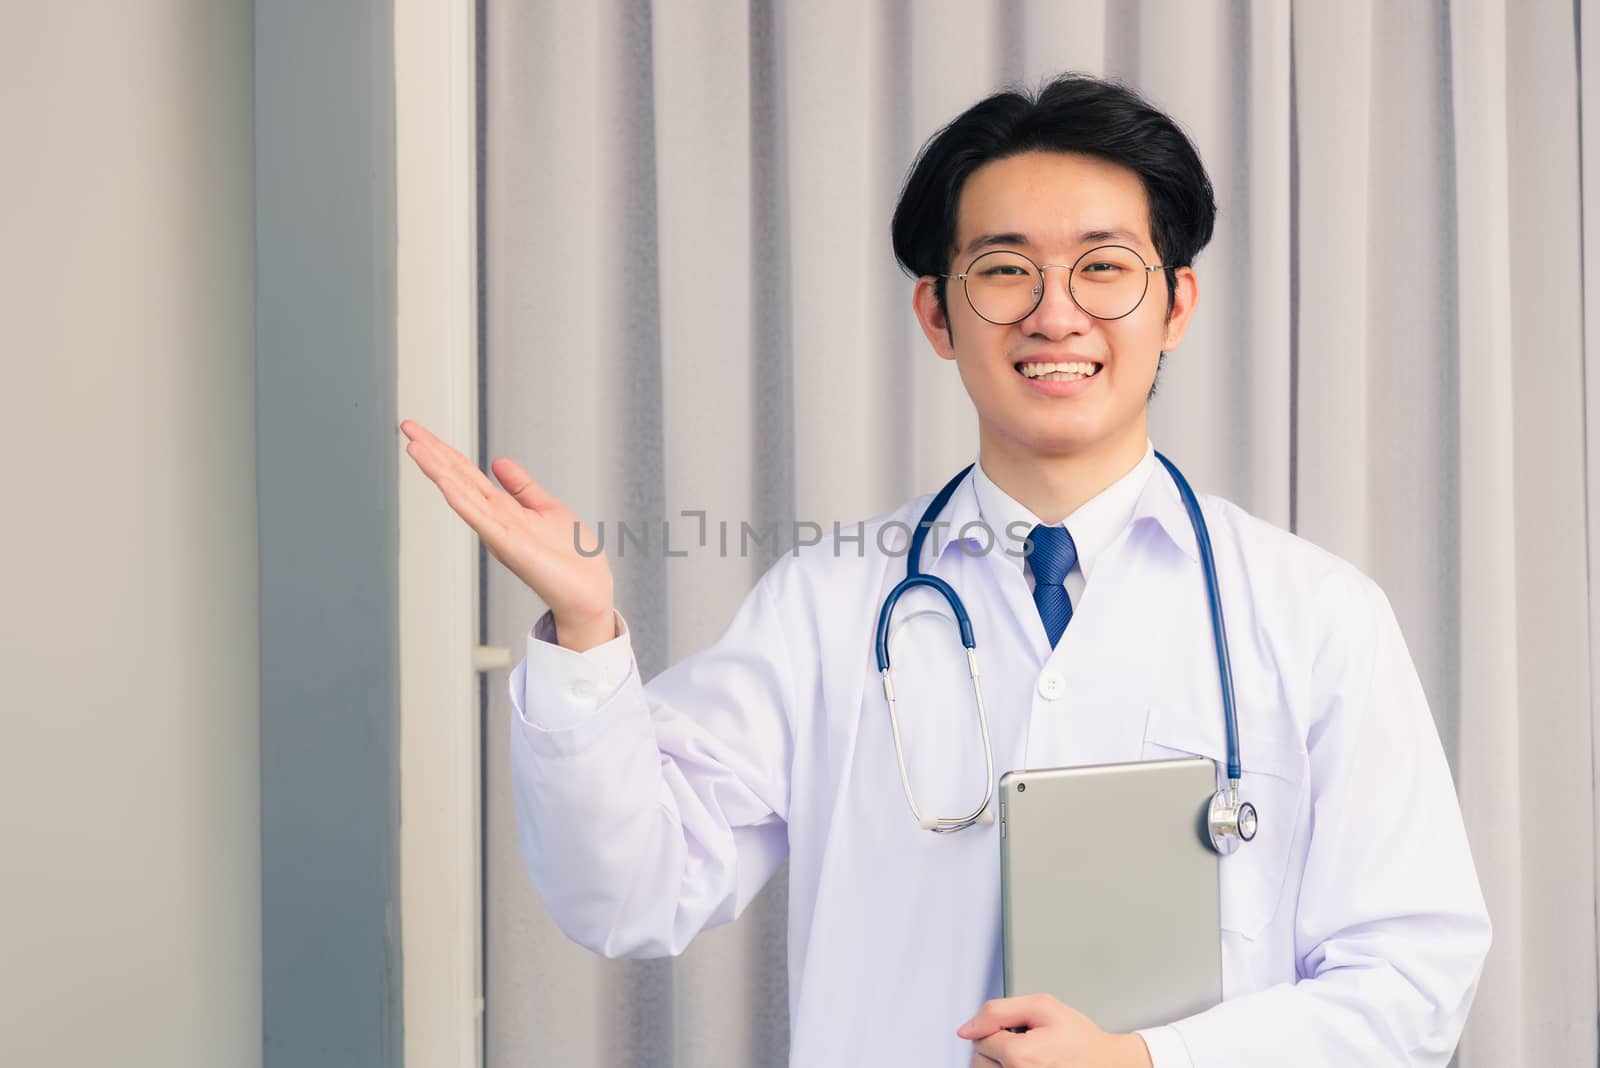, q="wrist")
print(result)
[552,606,615,652]
[1117,1032,1153,1068]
